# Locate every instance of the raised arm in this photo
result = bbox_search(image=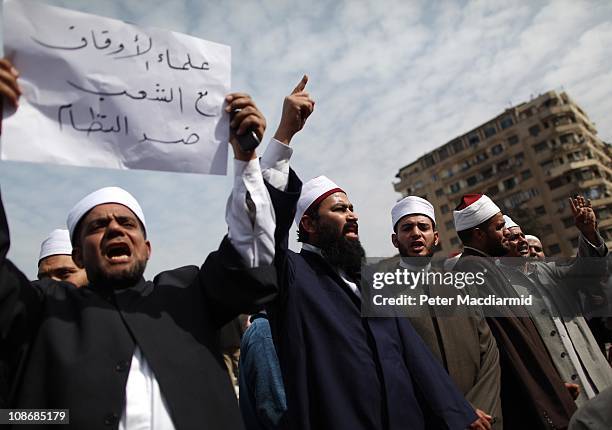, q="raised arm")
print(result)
[568,195,607,254]
[261,75,314,192]
[195,94,278,327]
[224,93,275,268]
